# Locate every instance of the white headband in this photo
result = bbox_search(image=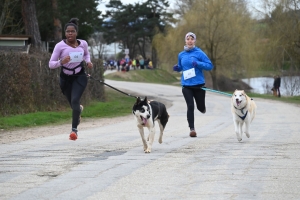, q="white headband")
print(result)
[185,32,196,40]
